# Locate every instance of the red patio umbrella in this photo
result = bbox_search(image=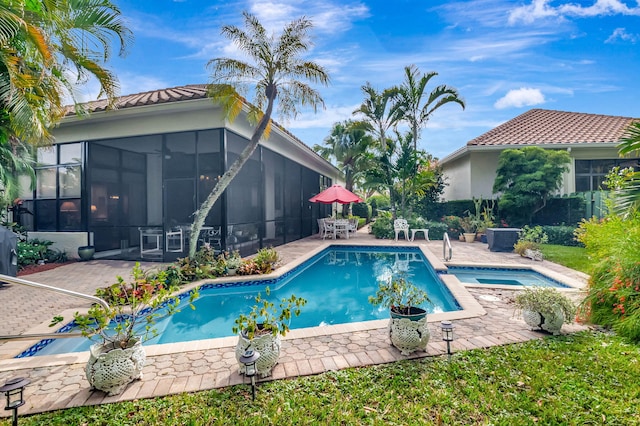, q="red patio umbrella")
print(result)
[309,184,363,204]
